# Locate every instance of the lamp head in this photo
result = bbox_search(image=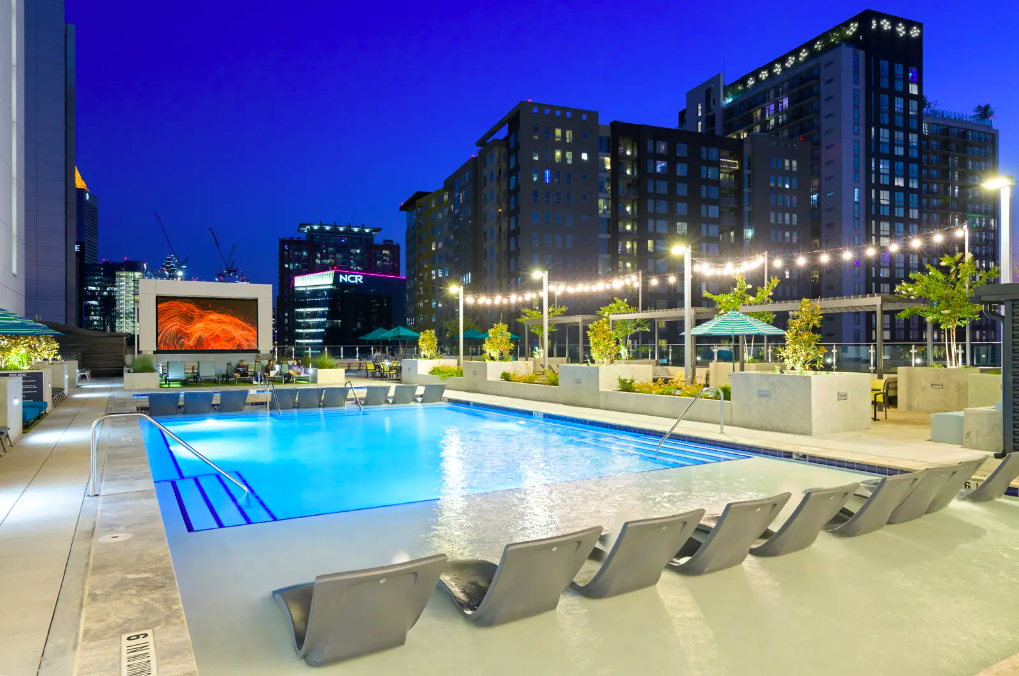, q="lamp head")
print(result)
[531,270,545,280]
[982,177,1015,190]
